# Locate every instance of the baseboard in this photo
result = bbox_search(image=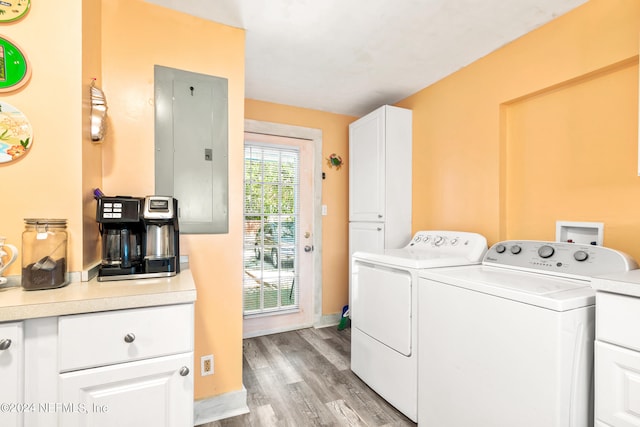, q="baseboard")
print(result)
[314,312,342,328]
[193,386,249,425]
